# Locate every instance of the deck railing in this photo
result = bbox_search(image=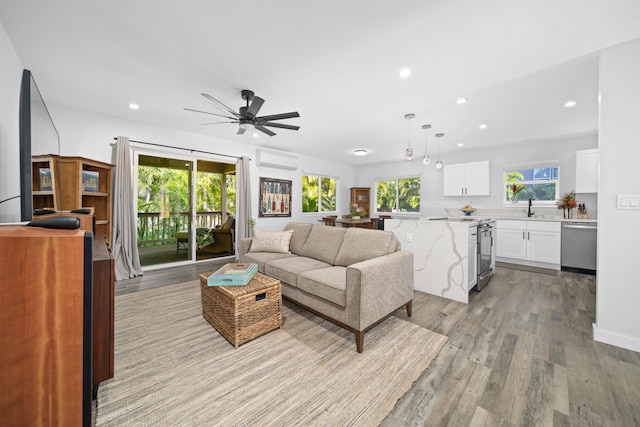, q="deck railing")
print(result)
[137,211,228,246]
